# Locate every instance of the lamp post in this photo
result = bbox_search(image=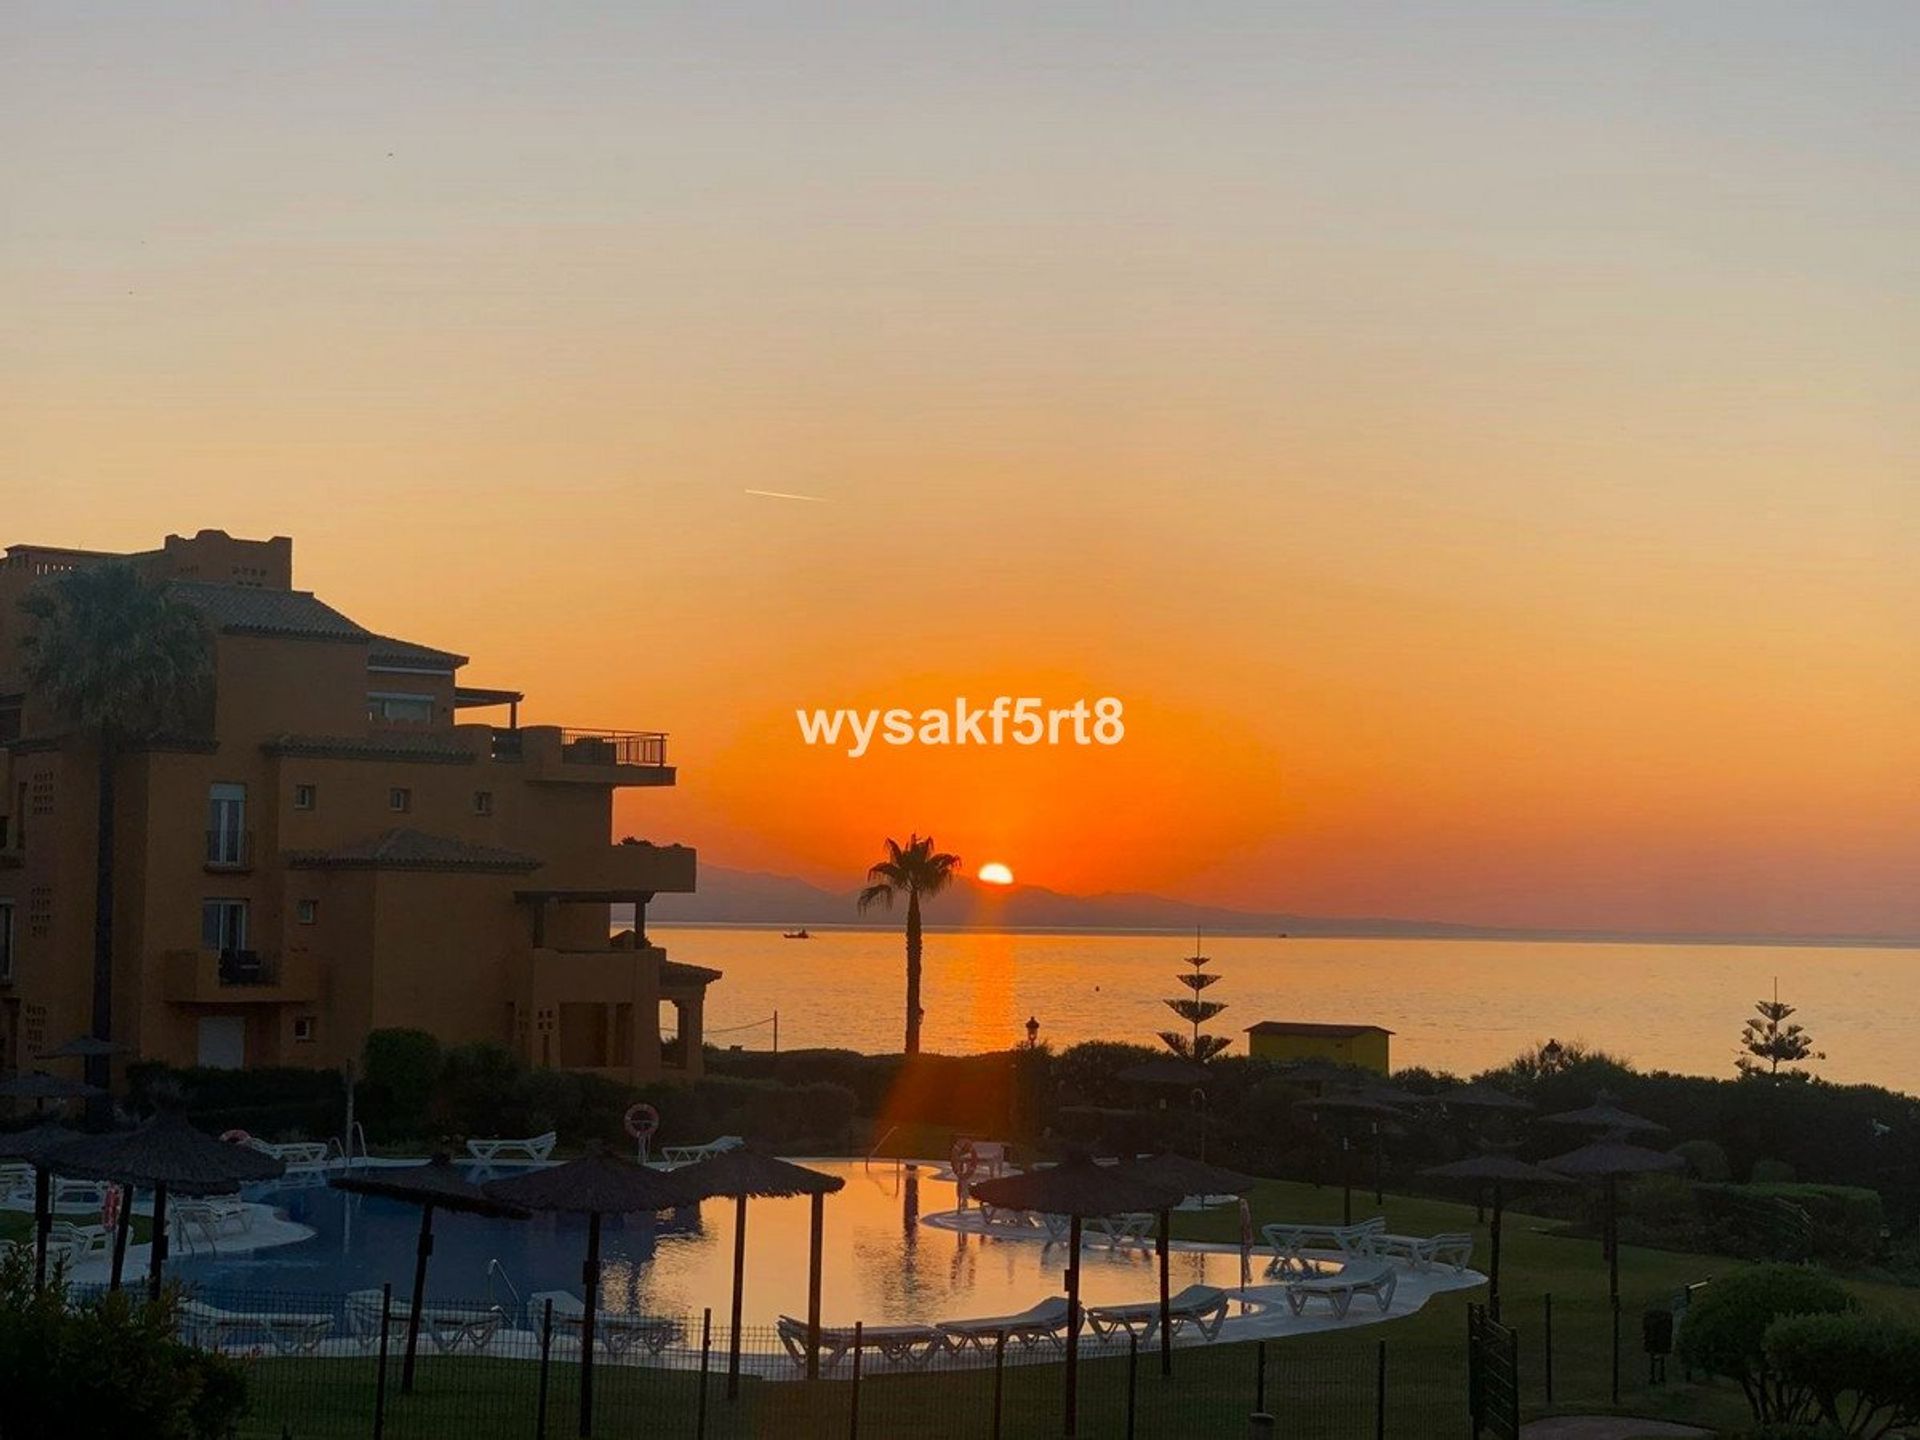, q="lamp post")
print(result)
[1025,1015,1040,1050]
